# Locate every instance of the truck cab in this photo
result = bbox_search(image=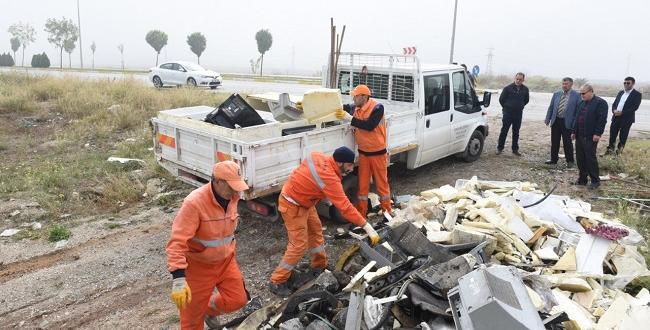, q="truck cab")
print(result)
[331,52,491,168]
